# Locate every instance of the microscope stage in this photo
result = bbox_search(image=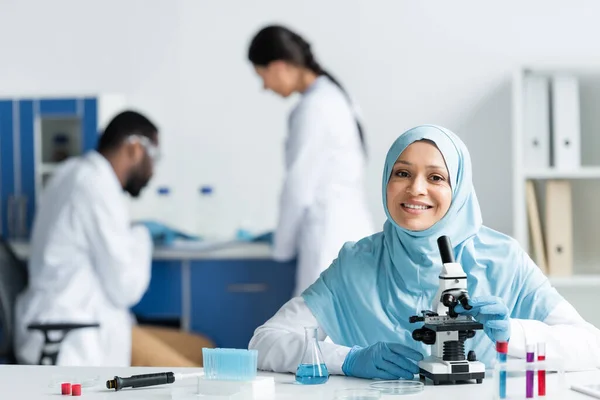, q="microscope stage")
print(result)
[422,320,484,332]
